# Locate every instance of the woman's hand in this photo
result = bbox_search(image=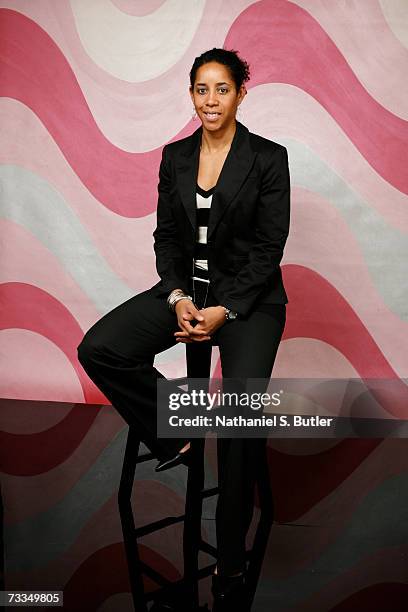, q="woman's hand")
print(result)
[174,304,226,343]
[174,299,210,342]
